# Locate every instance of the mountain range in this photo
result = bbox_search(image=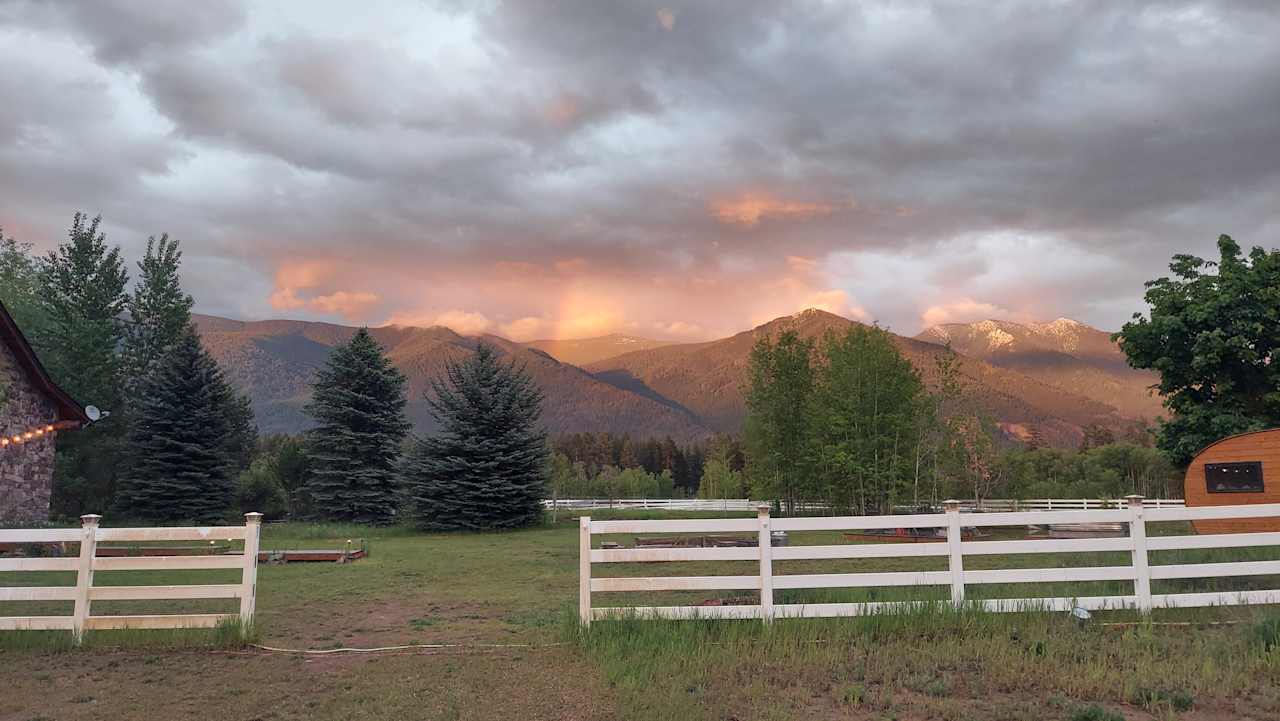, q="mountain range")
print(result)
[194,309,1162,448]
